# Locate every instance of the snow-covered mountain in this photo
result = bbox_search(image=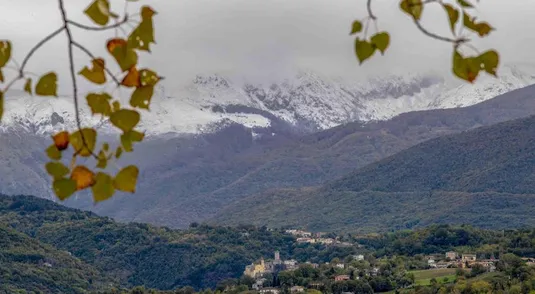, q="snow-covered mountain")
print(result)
[2,63,535,136]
